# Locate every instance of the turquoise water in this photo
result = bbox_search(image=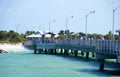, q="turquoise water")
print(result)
[0,51,120,77]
